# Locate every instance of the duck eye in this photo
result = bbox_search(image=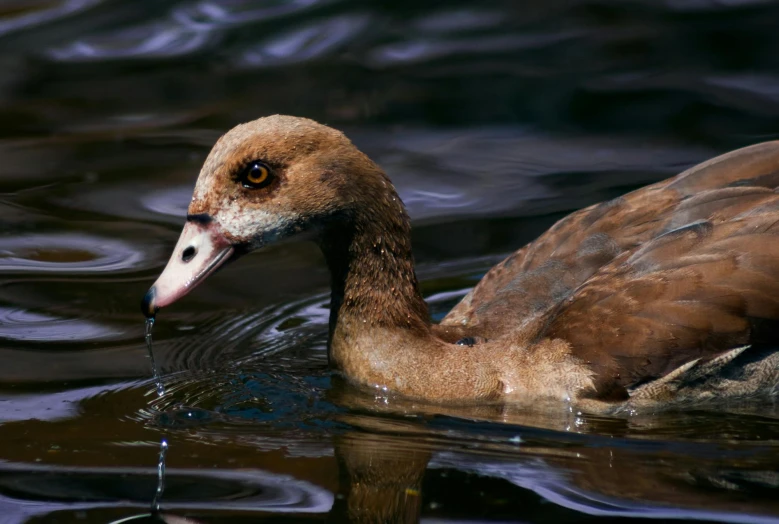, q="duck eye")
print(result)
[241,162,272,188]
